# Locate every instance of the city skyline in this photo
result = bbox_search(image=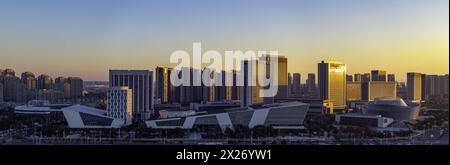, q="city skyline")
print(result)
[0,0,448,81]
